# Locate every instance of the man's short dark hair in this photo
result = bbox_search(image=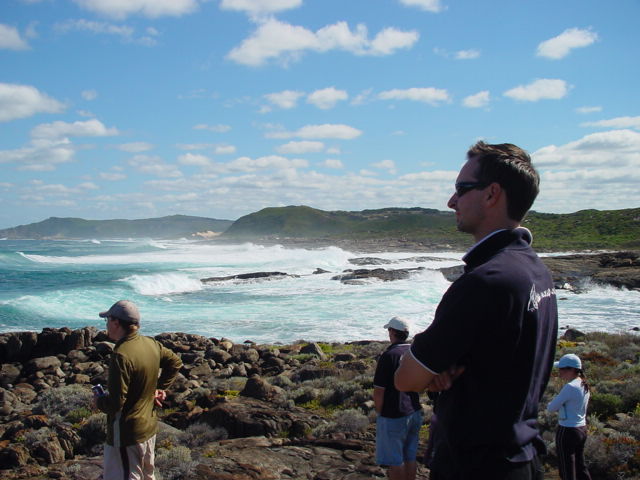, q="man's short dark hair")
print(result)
[467,141,540,222]
[391,328,409,342]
